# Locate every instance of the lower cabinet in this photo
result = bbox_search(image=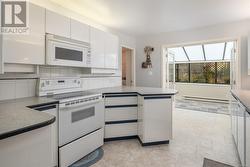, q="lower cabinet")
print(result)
[231,95,238,145]
[105,123,138,139]
[237,102,246,166]
[138,95,173,144]
[246,111,250,167]
[231,95,247,167]
[104,94,138,140]
[0,126,53,167]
